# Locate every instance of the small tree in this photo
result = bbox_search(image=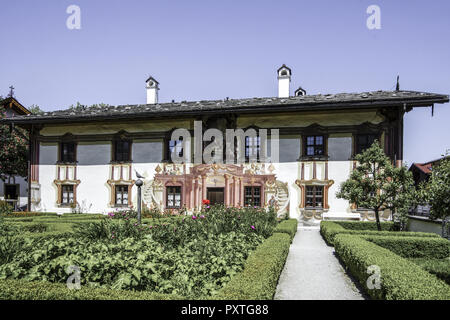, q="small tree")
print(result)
[336,140,415,231]
[418,152,450,225]
[0,104,29,181]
